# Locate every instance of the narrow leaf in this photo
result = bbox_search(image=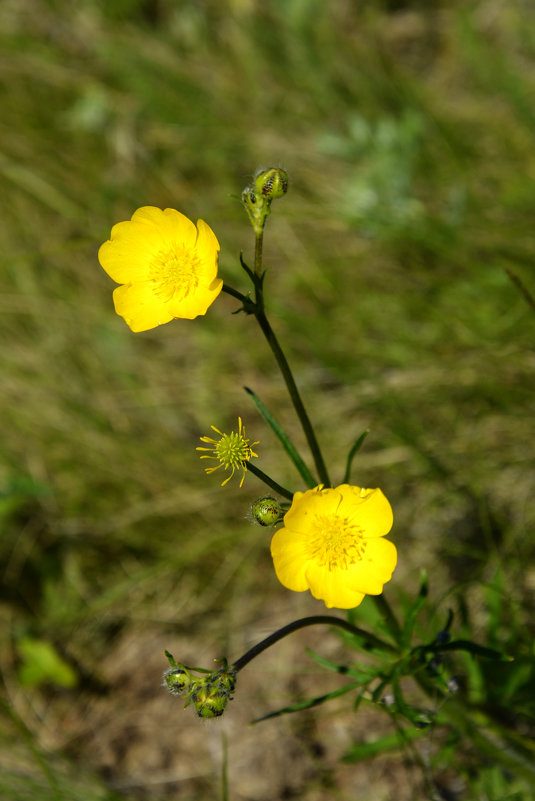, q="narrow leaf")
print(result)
[251,681,360,724]
[244,386,317,488]
[342,430,369,484]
